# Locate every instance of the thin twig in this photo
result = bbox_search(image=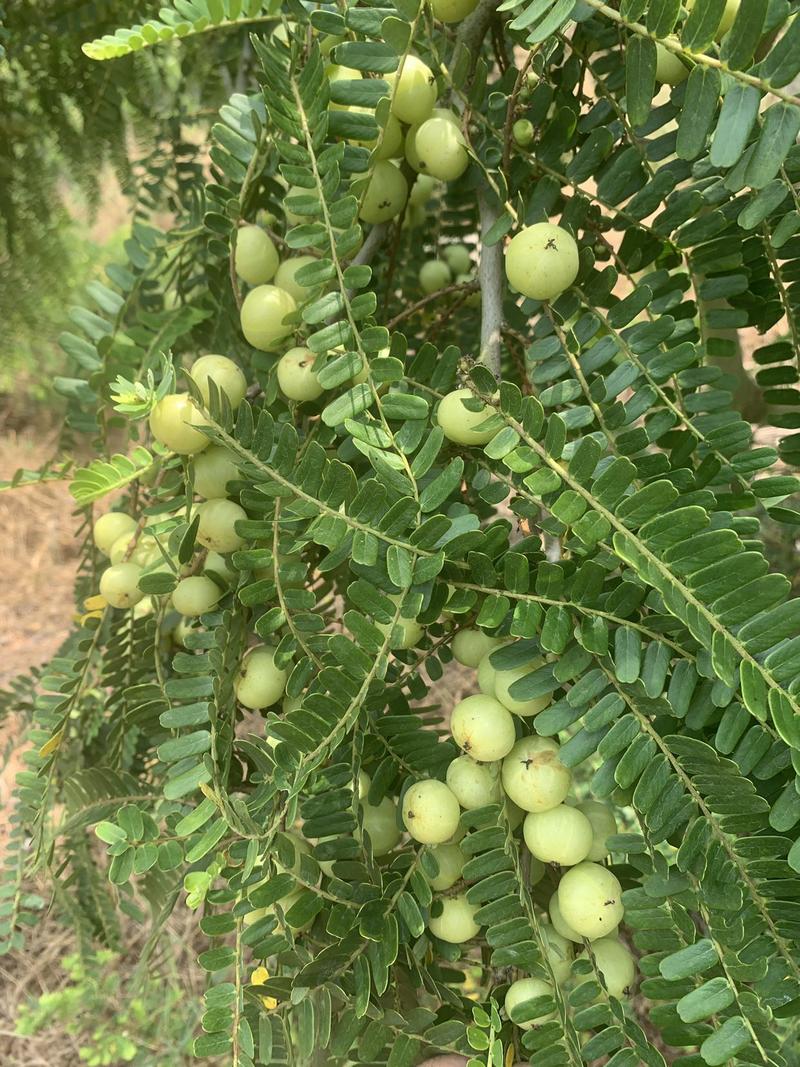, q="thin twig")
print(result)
[478,189,504,378]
